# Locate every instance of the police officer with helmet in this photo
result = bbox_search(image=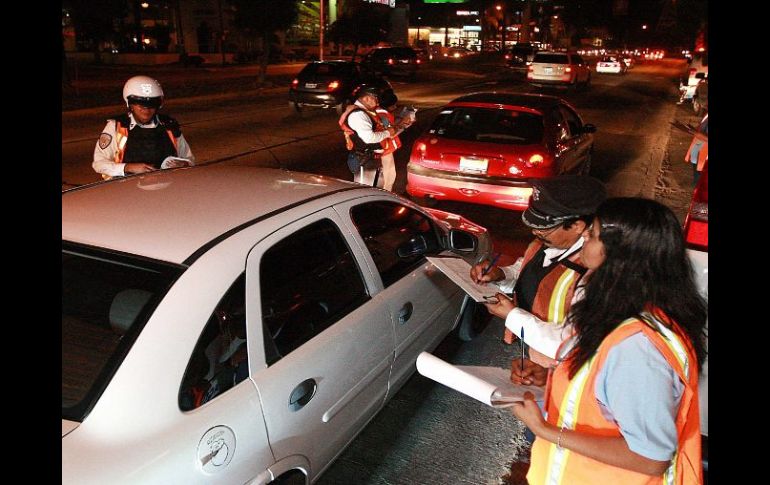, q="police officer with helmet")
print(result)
[93,75,195,179]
